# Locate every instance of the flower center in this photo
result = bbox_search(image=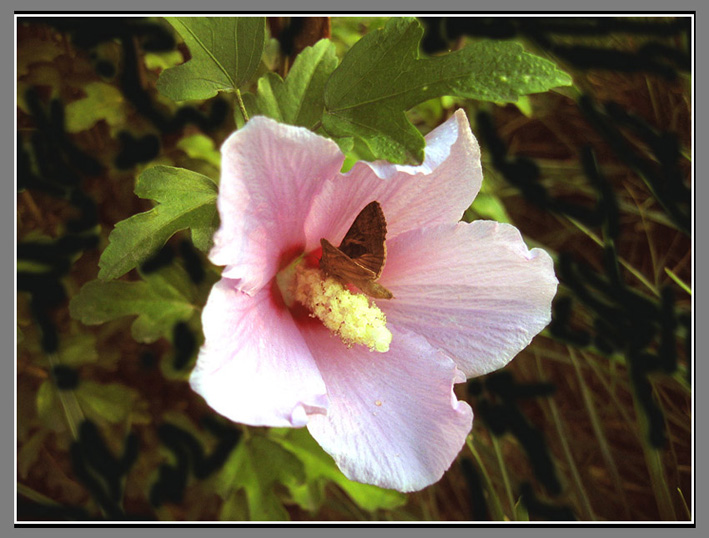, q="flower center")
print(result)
[276,256,392,353]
